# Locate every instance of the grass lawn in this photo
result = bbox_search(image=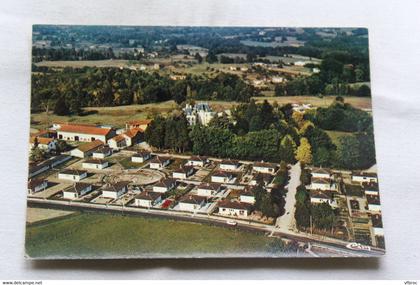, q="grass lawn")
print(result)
[118,157,146,169]
[25,211,280,258]
[325,130,354,145]
[30,100,178,130]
